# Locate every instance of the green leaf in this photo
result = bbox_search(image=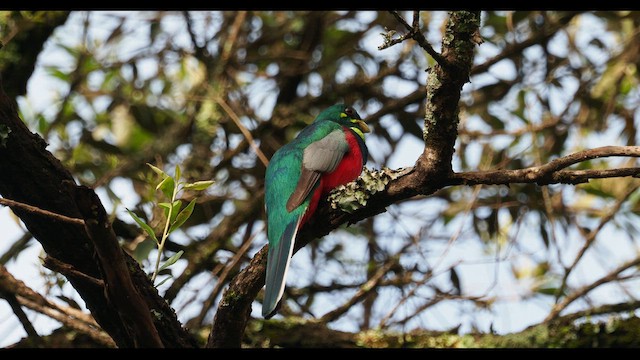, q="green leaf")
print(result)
[155,276,173,287]
[58,43,81,58]
[156,175,175,199]
[45,66,70,82]
[125,125,154,152]
[37,114,48,134]
[132,238,156,263]
[158,250,184,272]
[620,73,635,95]
[175,164,181,183]
[126,209,158,243]
[535,286,561,296]
[183,180,215,191]
[158,200,182,224]
[147,163,167,177]
[169,199,196,233]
